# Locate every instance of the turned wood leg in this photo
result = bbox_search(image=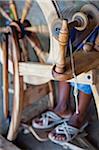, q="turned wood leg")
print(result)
[55,20,69,74]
